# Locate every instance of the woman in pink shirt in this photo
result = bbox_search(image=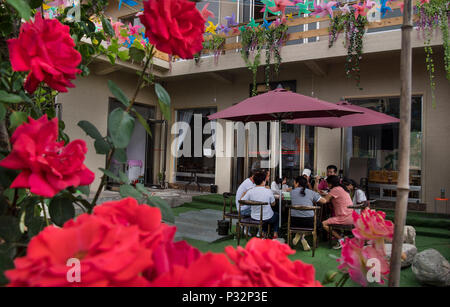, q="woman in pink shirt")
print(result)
[320,175,354,249]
